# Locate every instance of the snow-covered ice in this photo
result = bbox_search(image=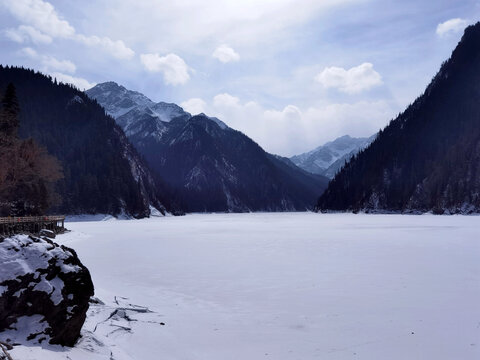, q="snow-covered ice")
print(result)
[8,213,480,359]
